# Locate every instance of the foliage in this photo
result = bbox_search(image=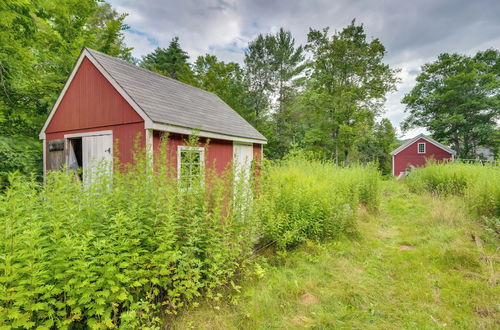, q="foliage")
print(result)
[0,0,131,138]
[353,118,398,175]
[0,141,259,328]
[302,20,399,164]
[246,28,306,158]
[243,33,276,124]
[405,162,500,232]
[140,37,193,81]
[256,159,381,249]
[0,136,42,188]
[0,148,383,327]
[402,49,500,158]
